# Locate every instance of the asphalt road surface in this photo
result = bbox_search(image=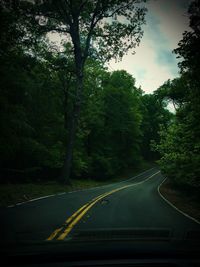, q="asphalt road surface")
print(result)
[1,168,200,243]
